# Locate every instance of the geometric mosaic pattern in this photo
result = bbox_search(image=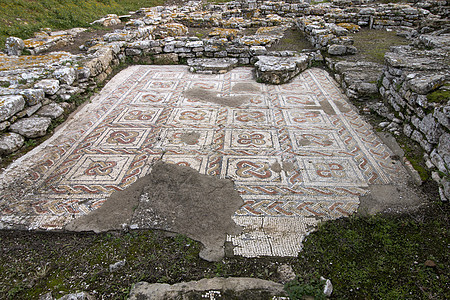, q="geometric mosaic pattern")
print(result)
[0,66,408,257]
